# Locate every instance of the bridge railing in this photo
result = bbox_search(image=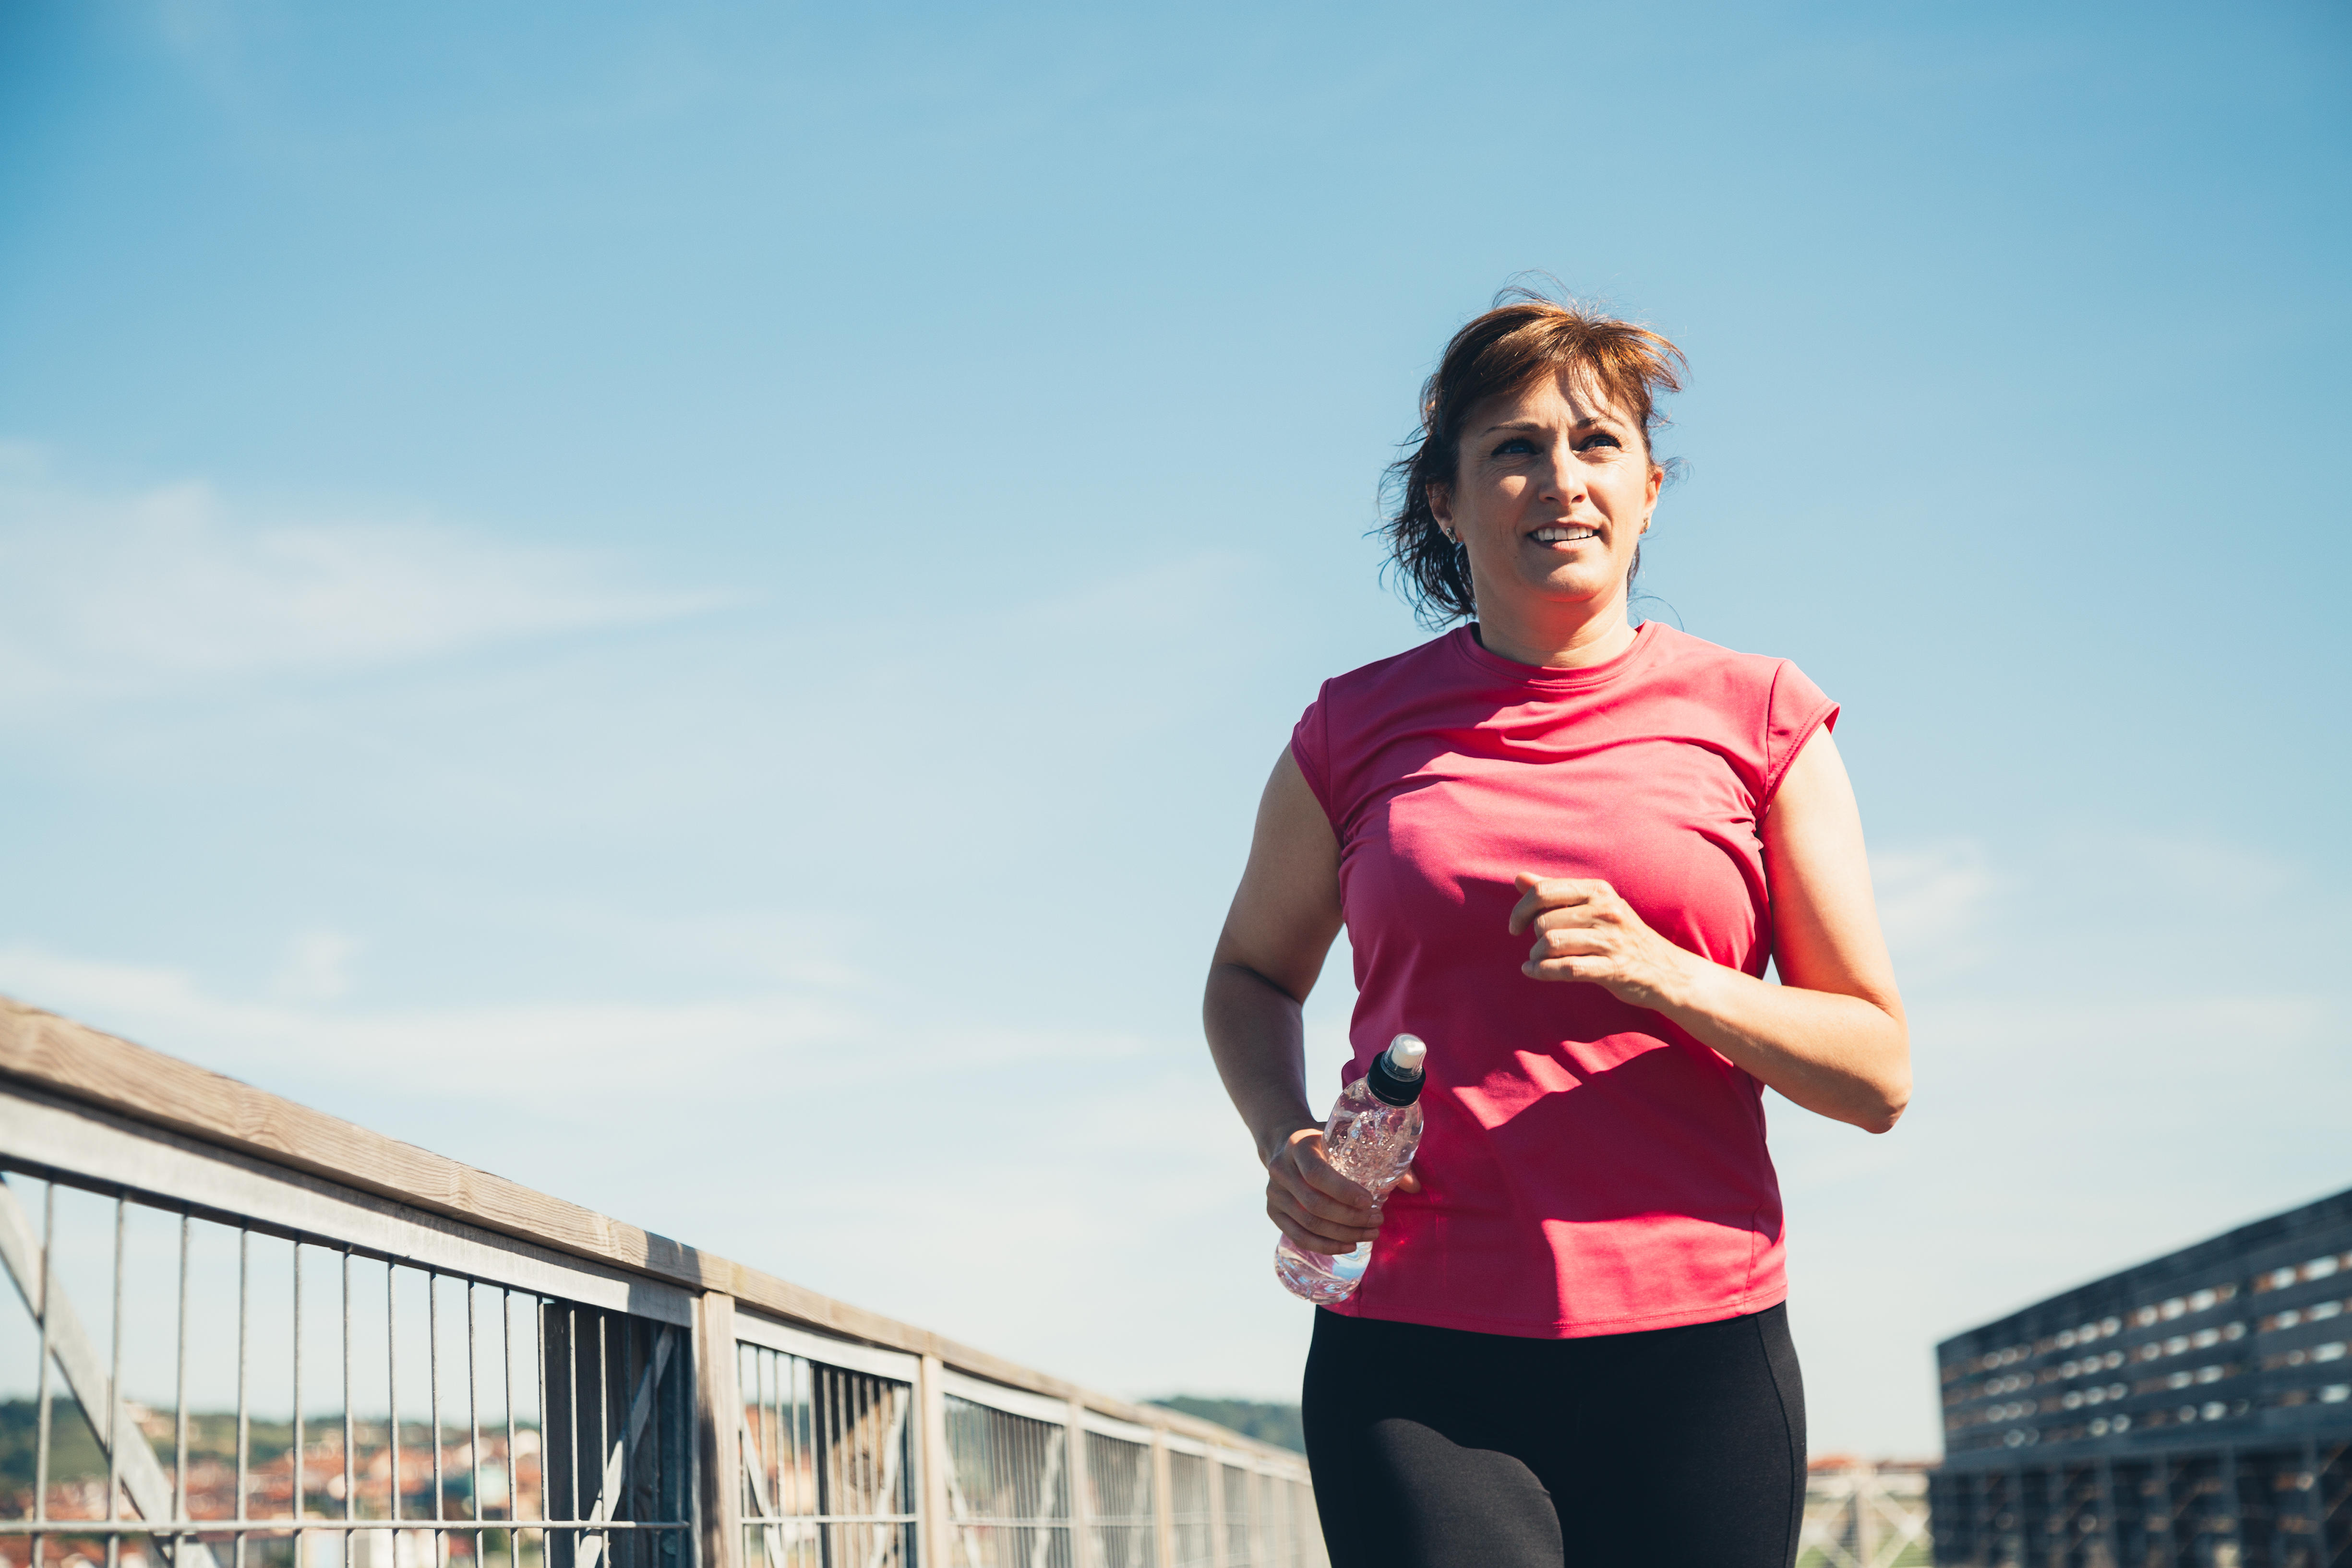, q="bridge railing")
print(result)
[0,996,1325,1568]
